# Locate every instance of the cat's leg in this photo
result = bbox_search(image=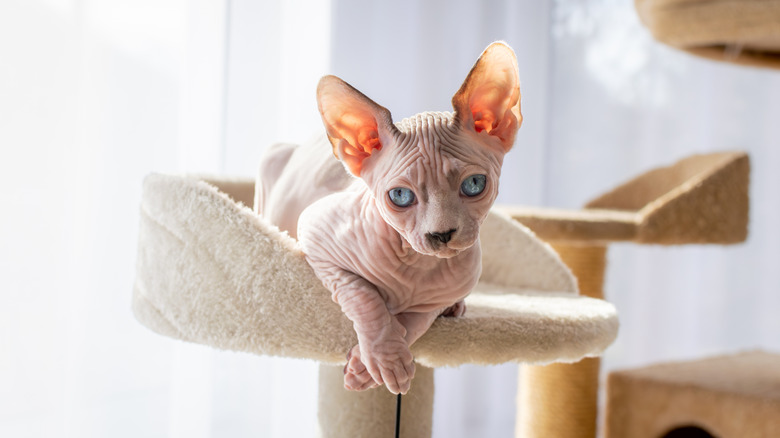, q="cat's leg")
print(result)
[308,265,414,394]
[395,311,439,347]
[343,305,452,391]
